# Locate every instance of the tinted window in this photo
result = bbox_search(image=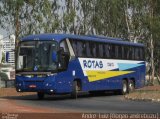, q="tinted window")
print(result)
[98,43,103,58]
[140,48,144,60]
[71,40,77,56]
[69,39,144,60]
[104,44,110,58]
[77,41,86,57]
[115,45,119,59]
[118,45,122,59]
[127,46,132,60]
[90,42,97,57]
[110,44,115,58]
[60,40,69,53]
[86,41,92,57]
[135,47,140,60]
[131,47,135,60]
